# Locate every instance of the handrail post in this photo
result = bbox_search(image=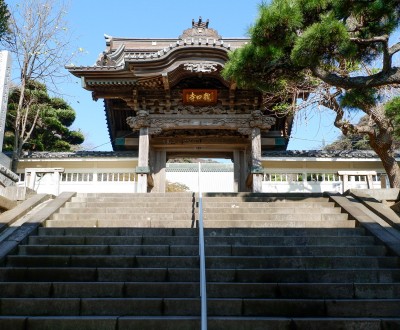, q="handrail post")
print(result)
[198,162,207,330]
